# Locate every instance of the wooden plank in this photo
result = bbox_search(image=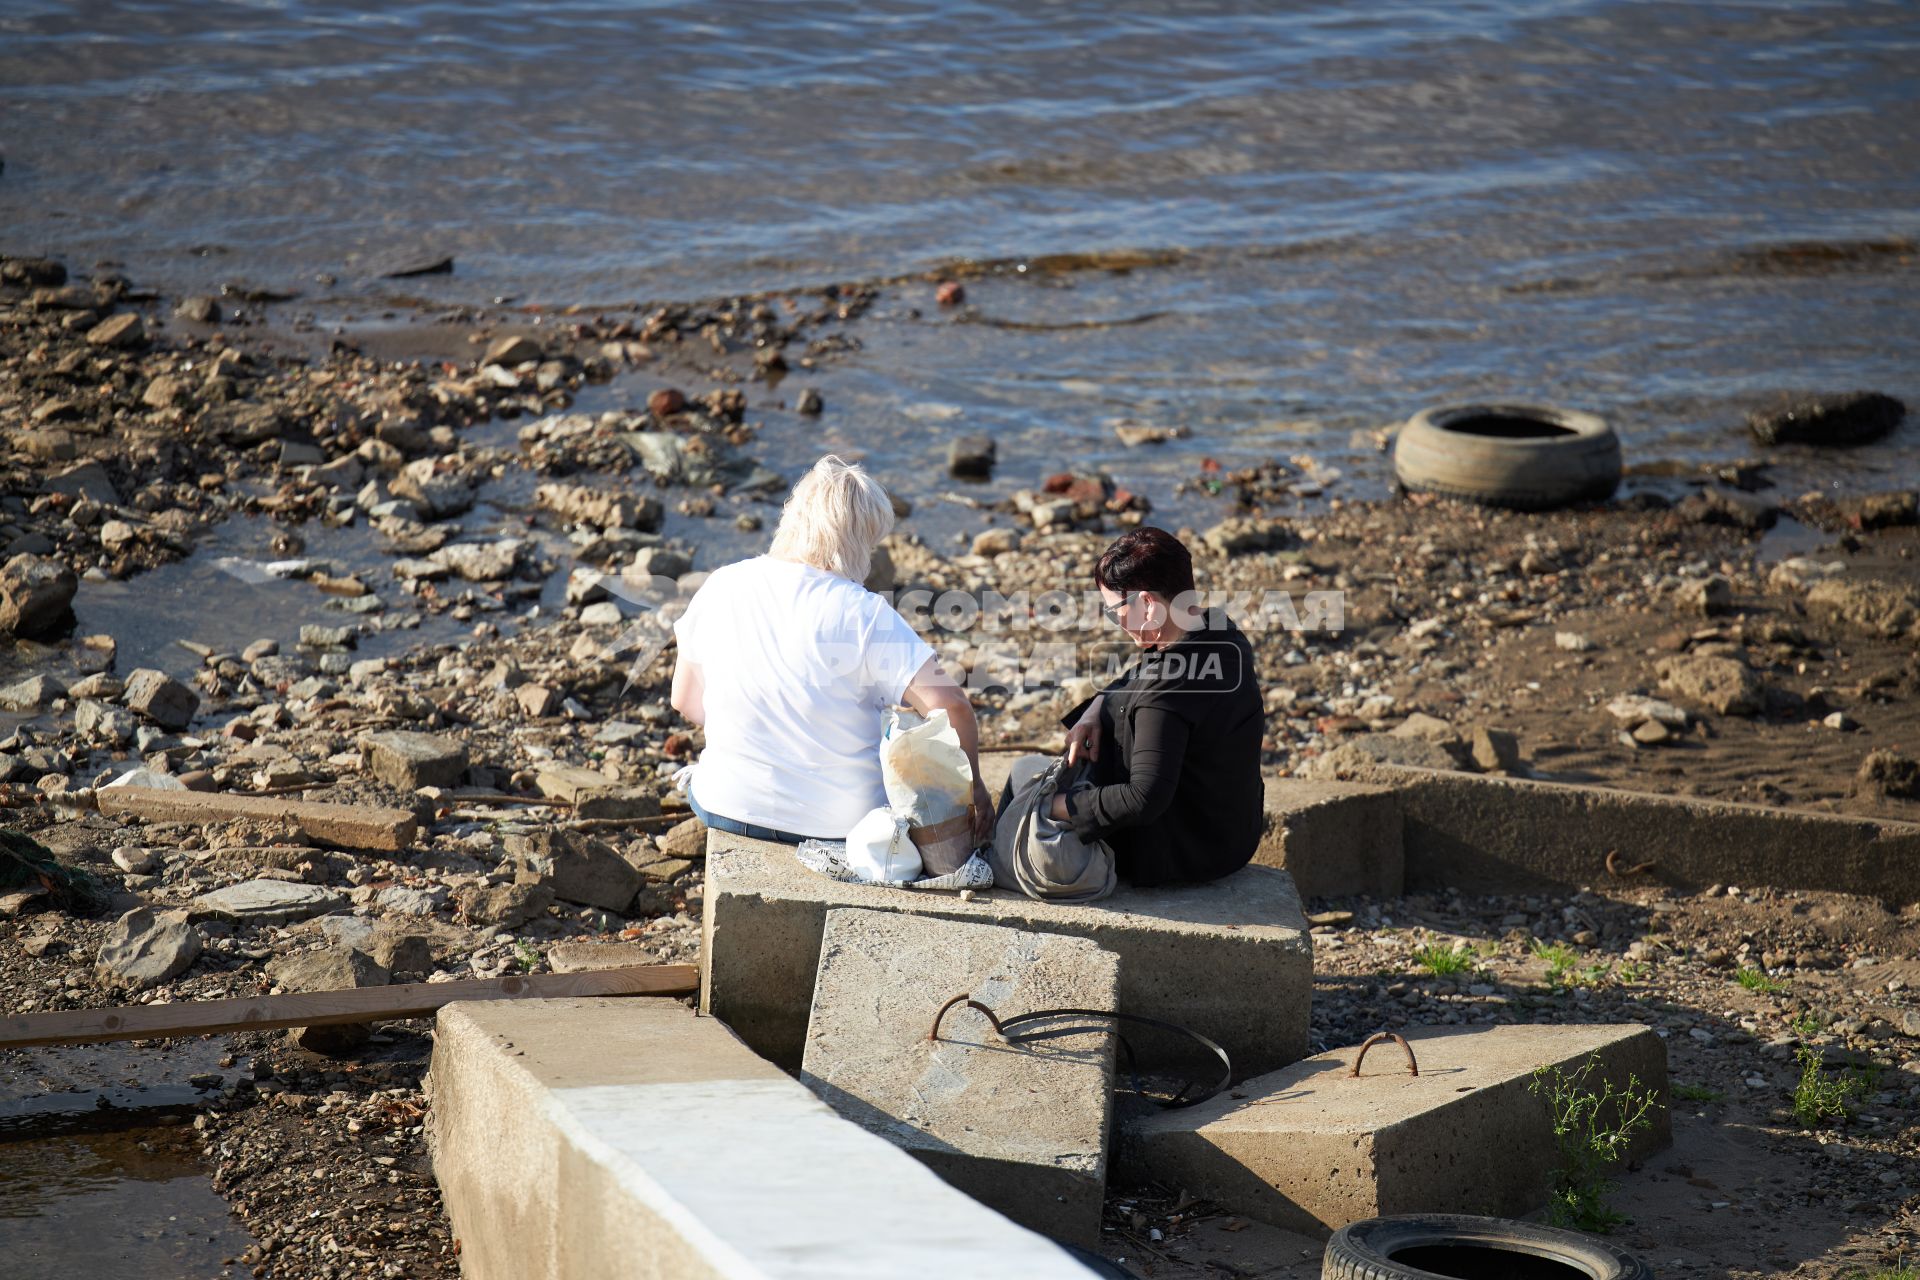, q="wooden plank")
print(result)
[95,786,418,852]
[0,963,697,1049]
